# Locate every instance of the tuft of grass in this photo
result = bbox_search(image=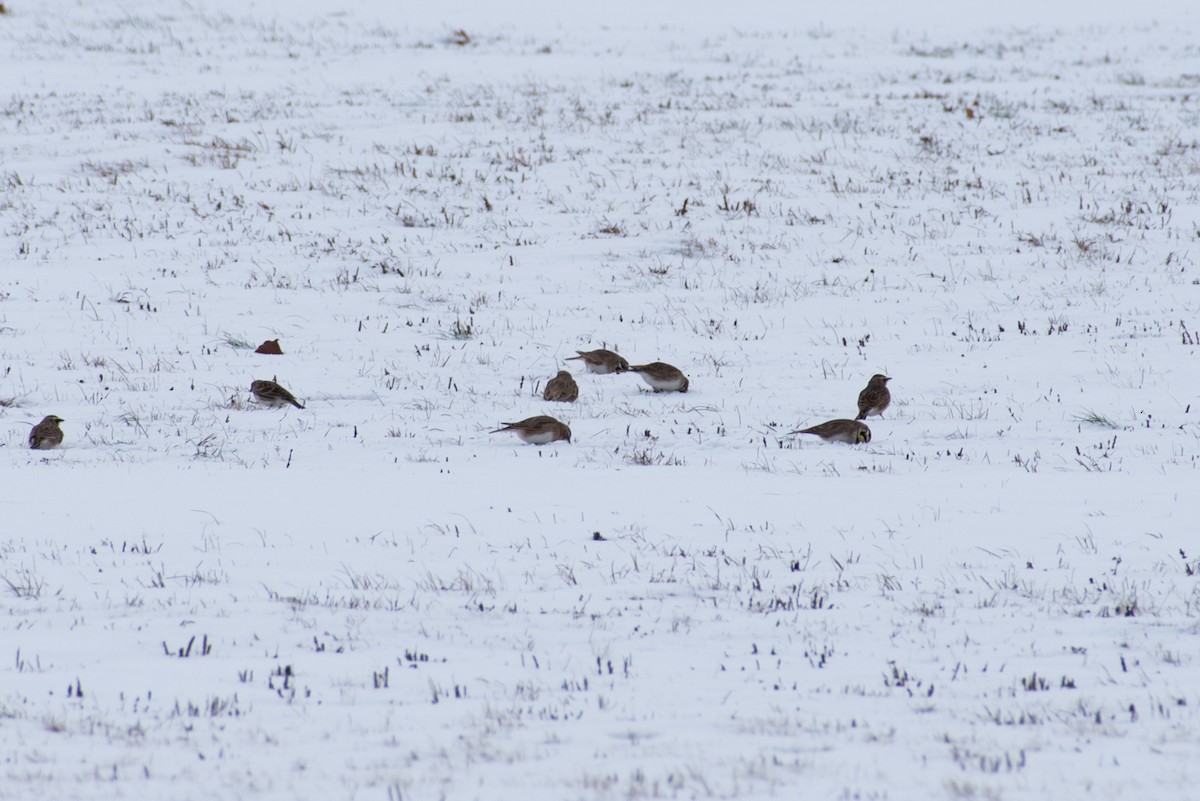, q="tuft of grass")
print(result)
[626,448,685,467]
[190,434,224,460]
[223,334,253,349]
[3,569,46,599]
[1074,409,1120,429]
[449,317,474,339]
